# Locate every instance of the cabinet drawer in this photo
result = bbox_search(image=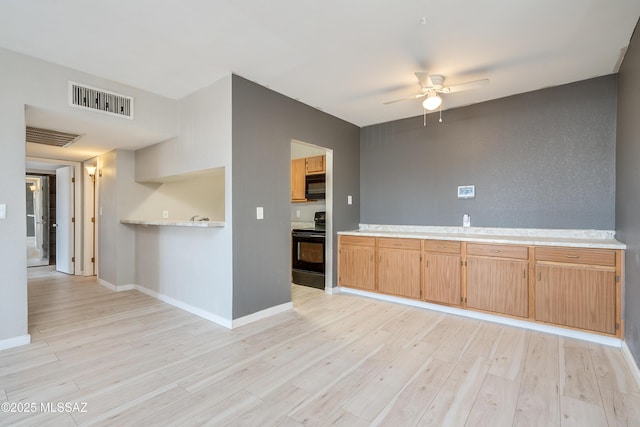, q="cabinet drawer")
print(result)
[377,237,421,250]
[467,243,528,260]
[535,247,616,266]
[339,235,375,247]
[423,240,461,254]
